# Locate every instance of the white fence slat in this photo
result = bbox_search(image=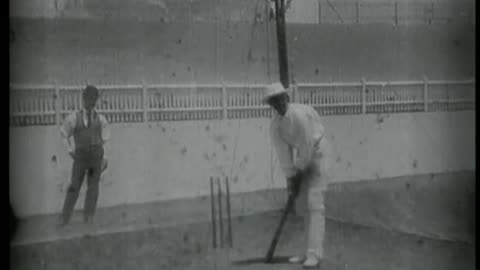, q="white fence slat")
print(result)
[9,80,476,125]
